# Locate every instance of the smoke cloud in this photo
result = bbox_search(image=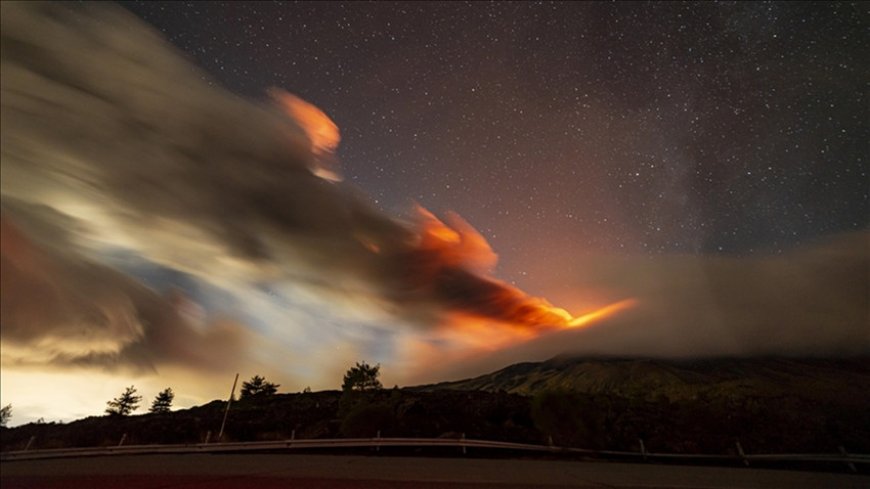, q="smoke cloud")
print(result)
[0,2,589,372]
[0,203,252,371]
